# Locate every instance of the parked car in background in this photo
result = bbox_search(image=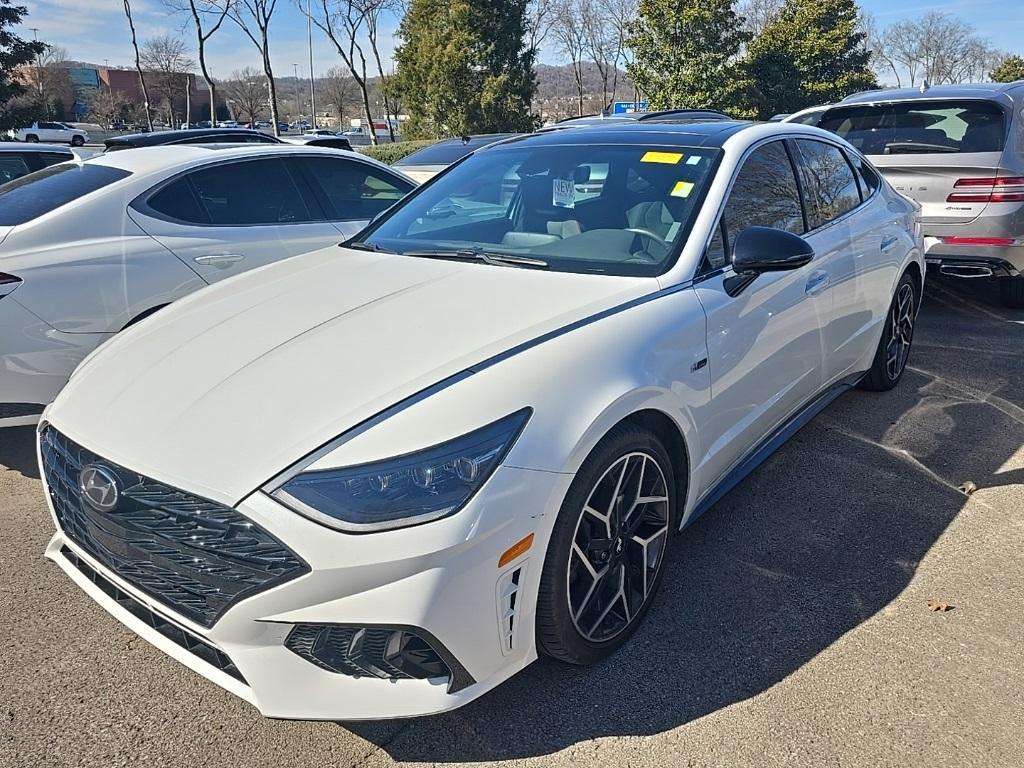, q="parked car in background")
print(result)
[280,133,353,151]
[0,144,74,184]
[103,128,282,152]
[792,82,1024,306]
[393,133,523,182]
[36,121,921,719]
[782,105,831,126]
[0,144,415,425]
[11,121,89,146]
[551,109,733,129]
